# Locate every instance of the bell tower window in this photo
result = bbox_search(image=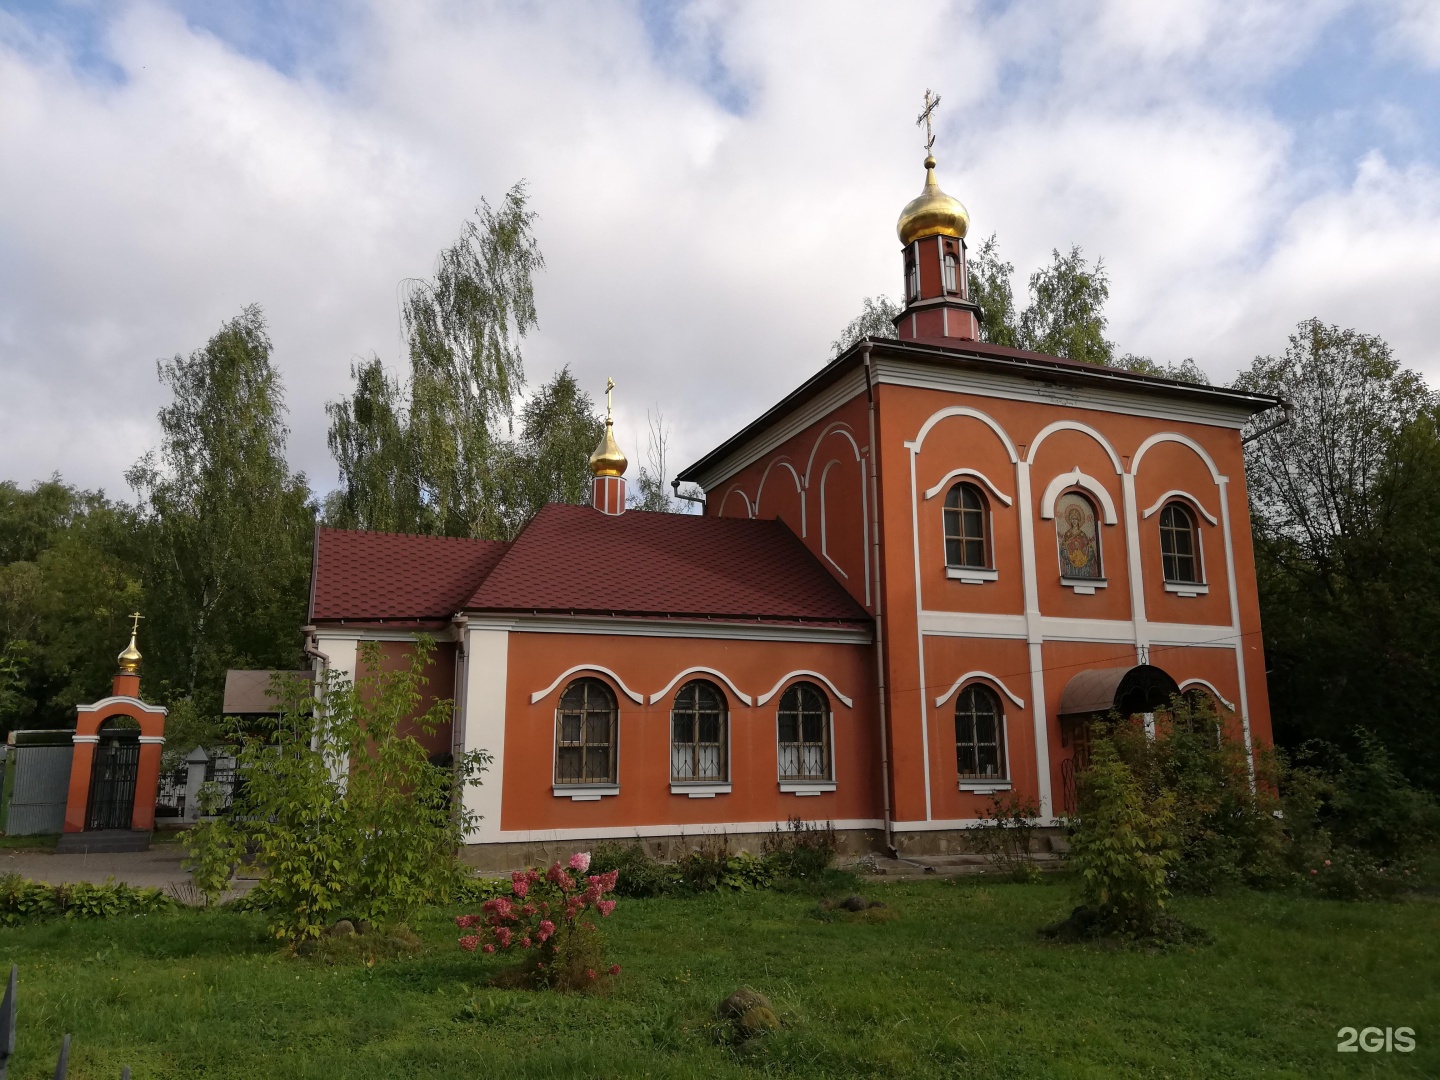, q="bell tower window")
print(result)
[905,249,920,303]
